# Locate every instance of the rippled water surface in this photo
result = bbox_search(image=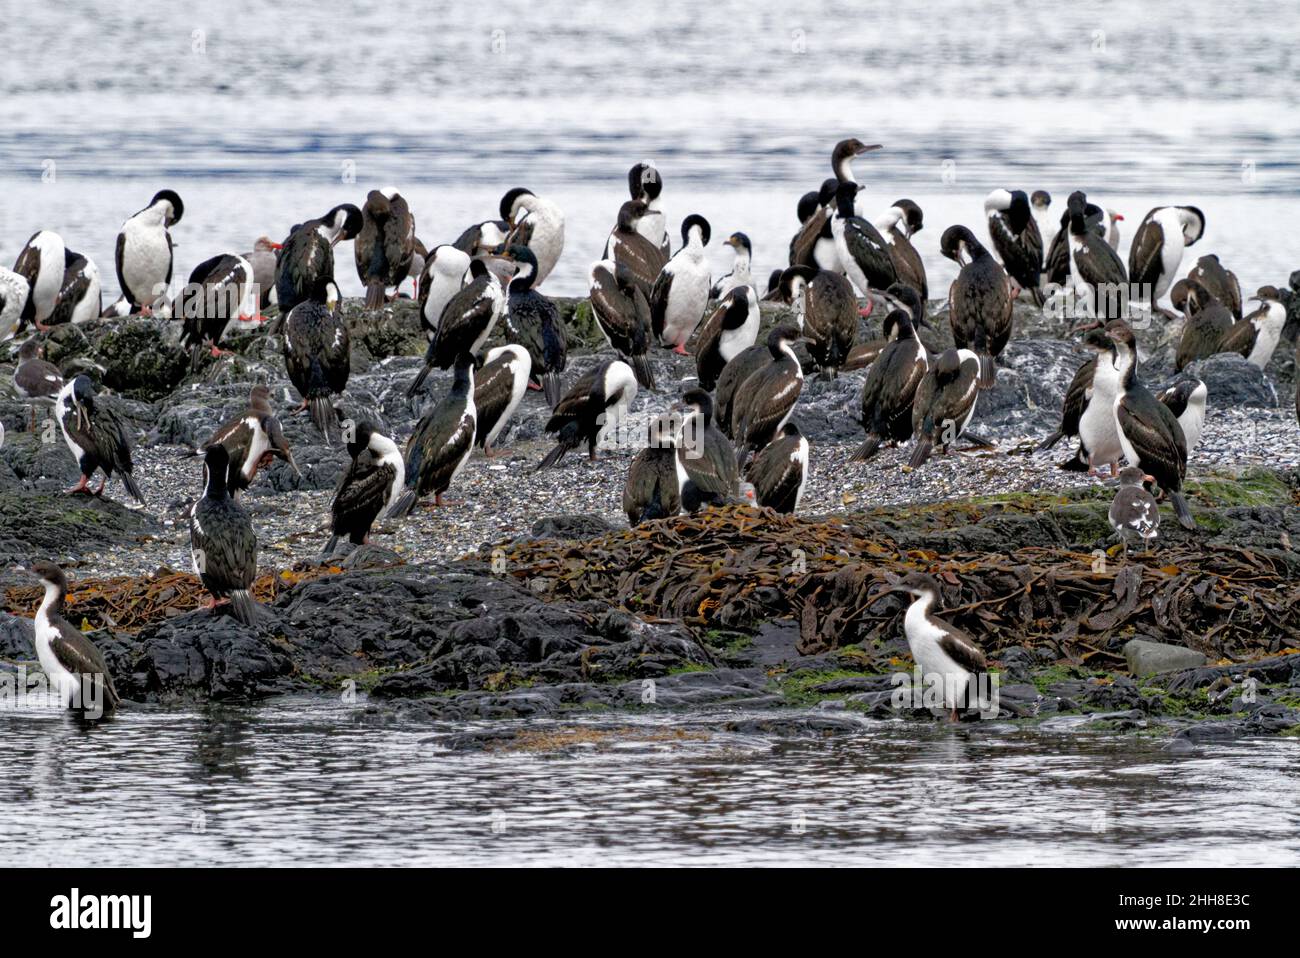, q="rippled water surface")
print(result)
[1,700,1297,866]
